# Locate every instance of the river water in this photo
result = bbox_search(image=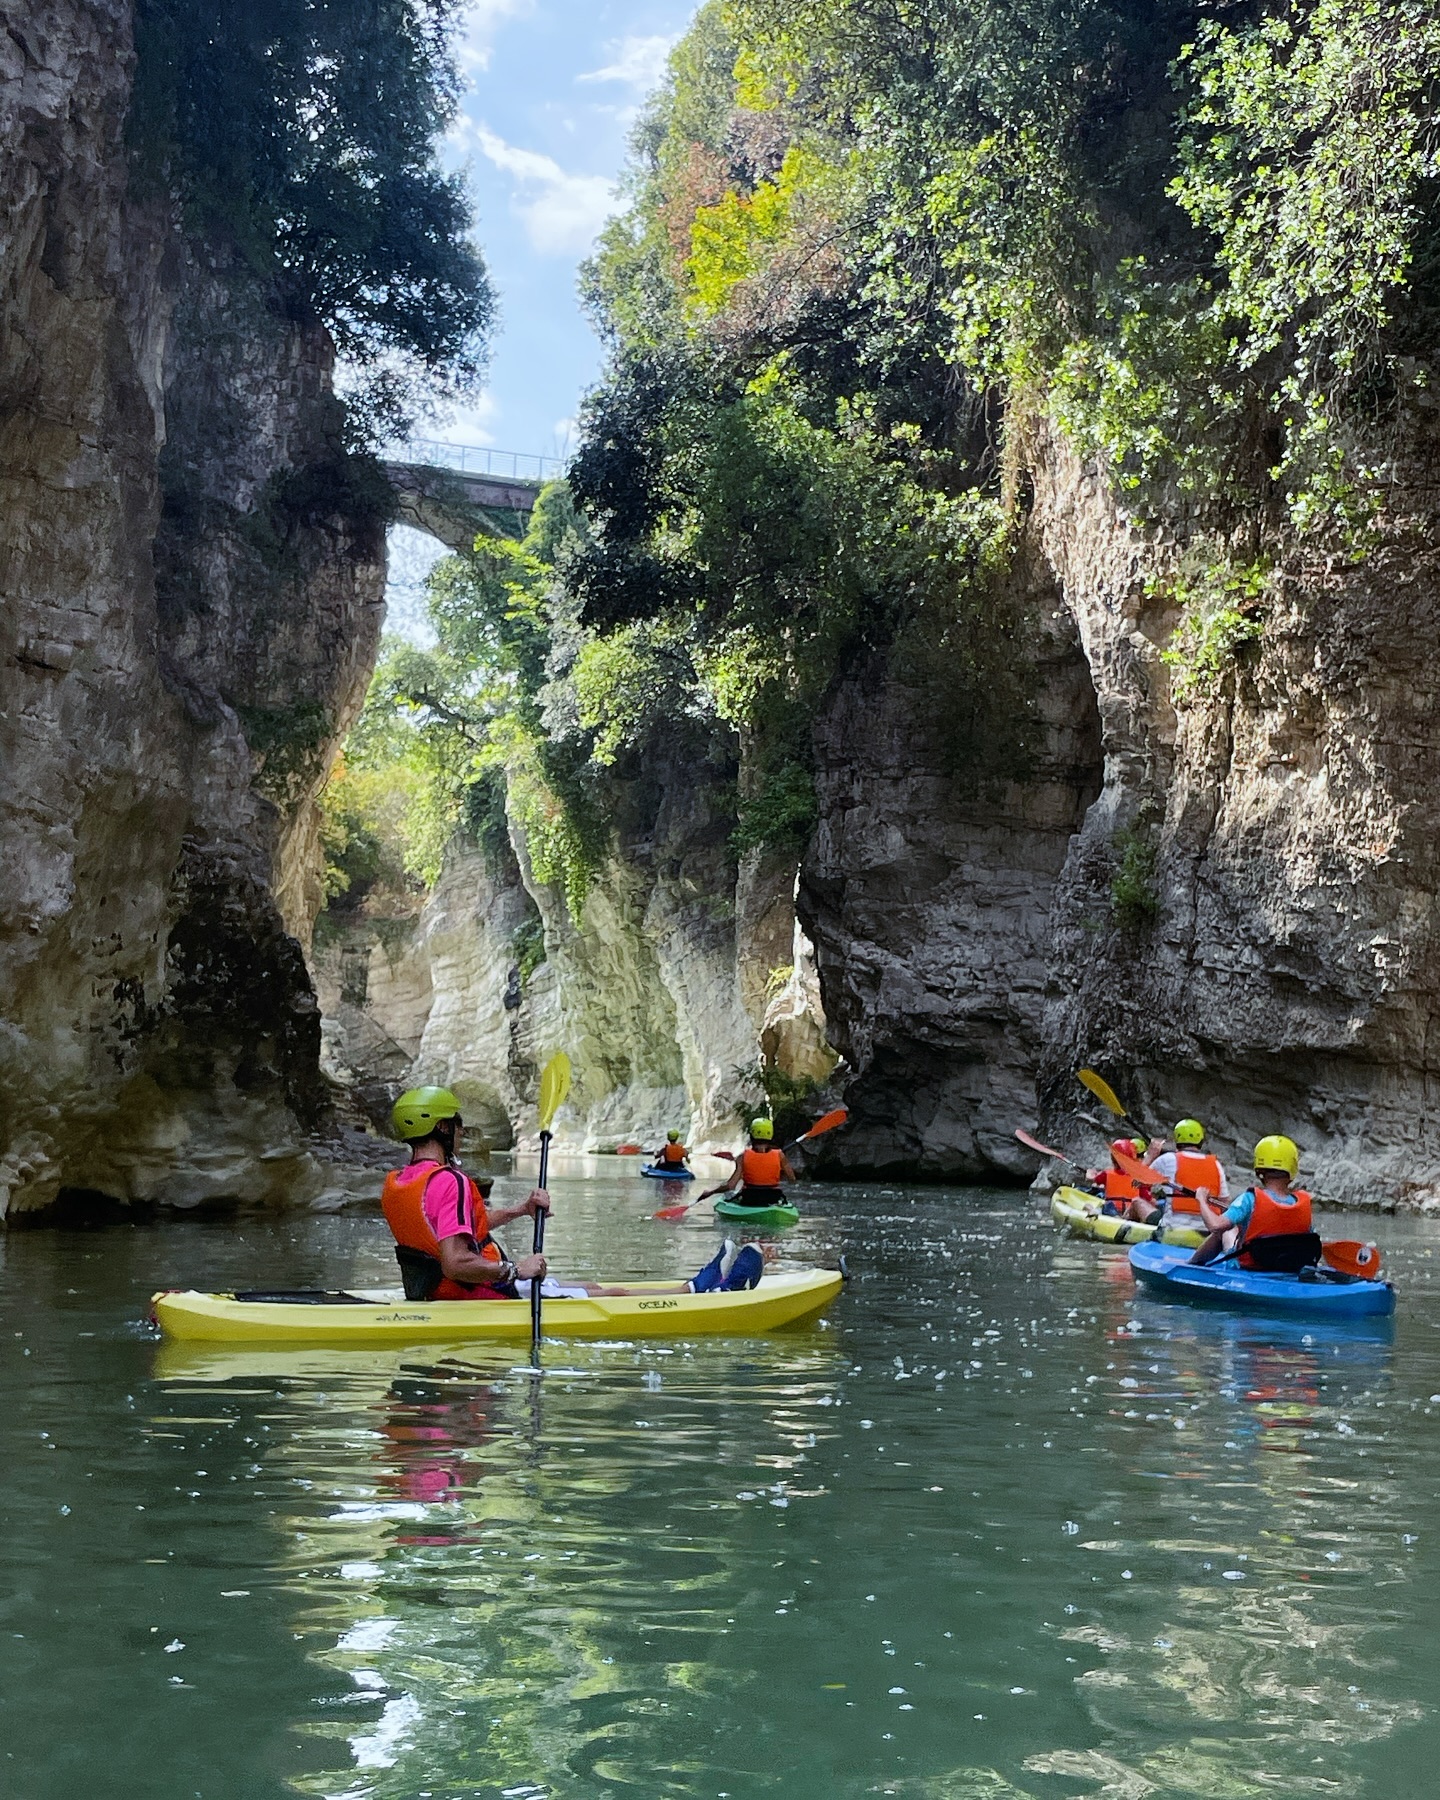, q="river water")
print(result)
[3,1167,1440,1799]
